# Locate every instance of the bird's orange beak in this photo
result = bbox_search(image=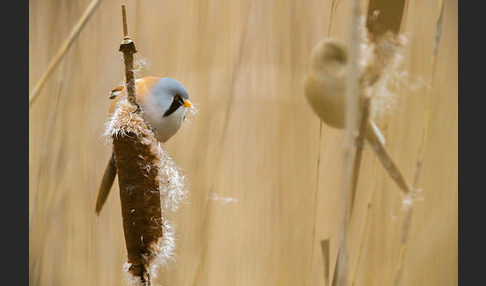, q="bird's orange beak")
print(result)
[183,100,192,108]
